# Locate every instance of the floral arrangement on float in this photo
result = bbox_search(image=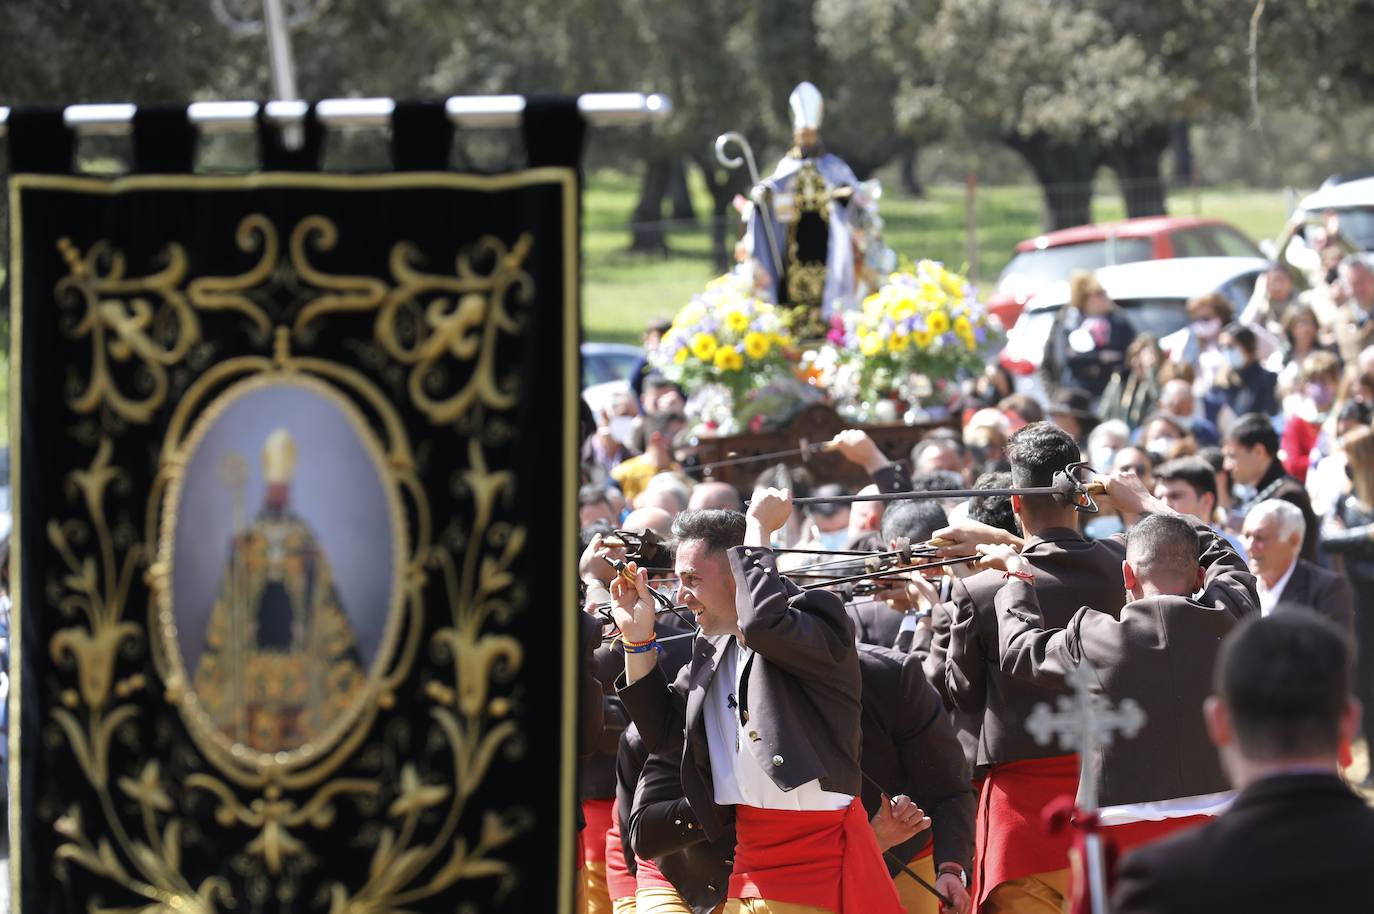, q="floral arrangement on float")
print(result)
[815,259,1003,422]
[652,273,815,434]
